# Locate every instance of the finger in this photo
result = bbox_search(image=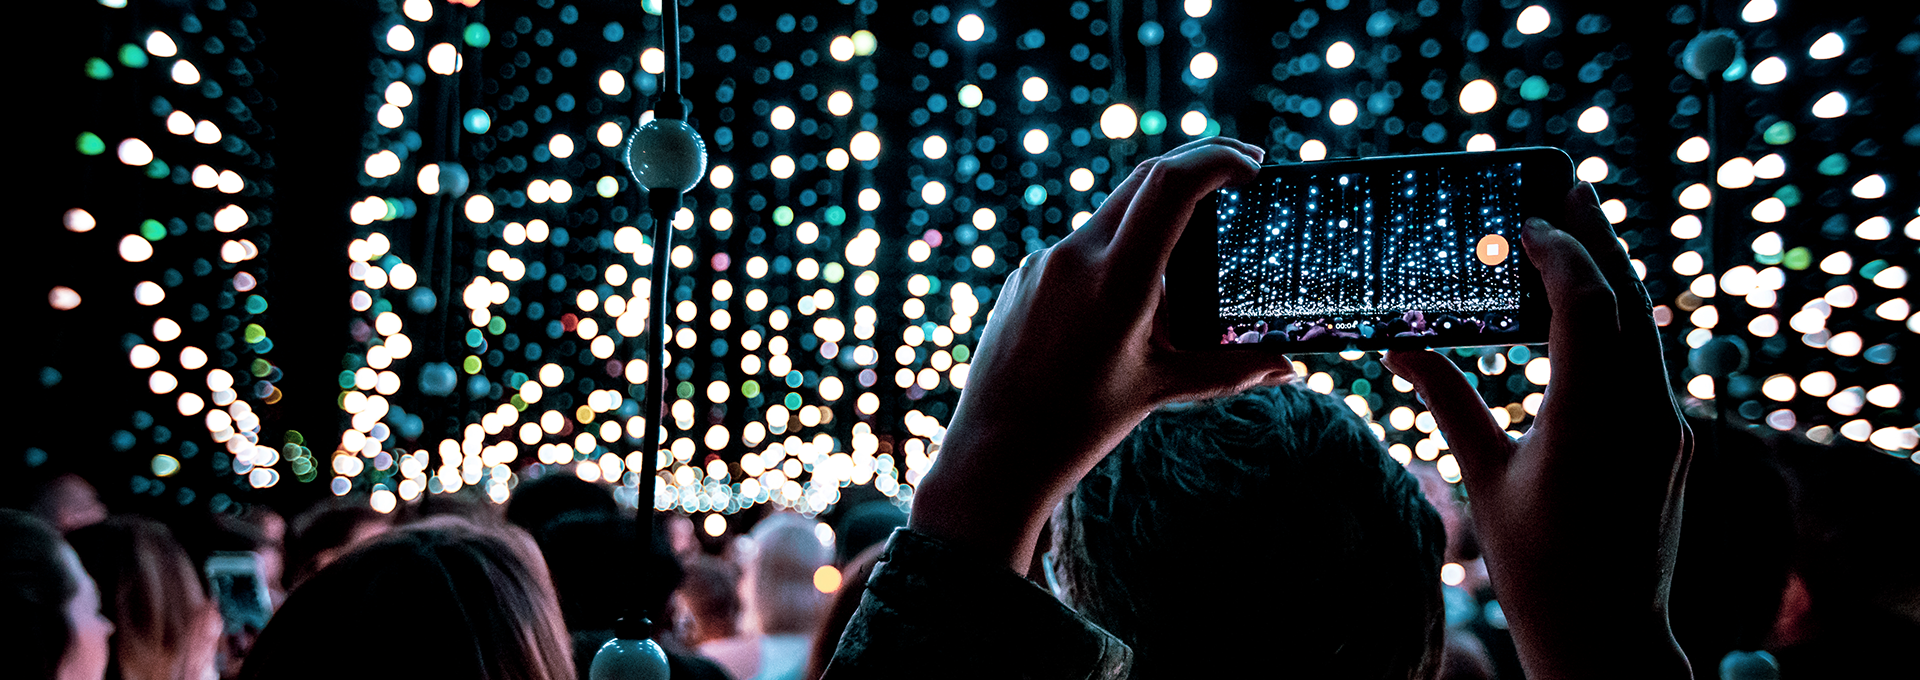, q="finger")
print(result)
[1522,217,1619,412]
[1381,349,1512,480]
[1553,183,1663,361]
[1076,137,1263,246]
[1072,158,1158,246]
[1108,144,1261,286]
[1150,348,1297,405]
[1163,135,1266,163]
